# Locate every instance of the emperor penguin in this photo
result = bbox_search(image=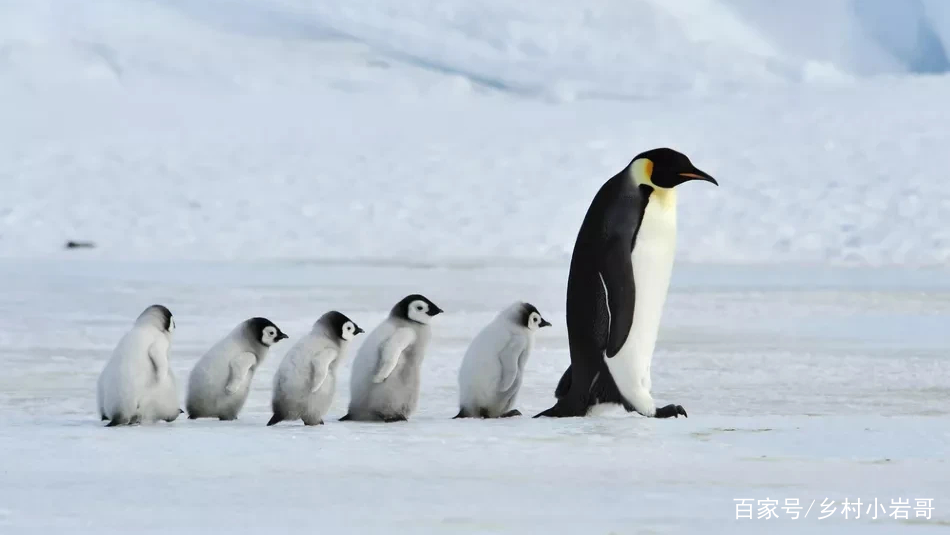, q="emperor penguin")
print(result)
[340,294,443,423]
[454,302,551,419]
[267,311,364,426]
[96,304,182,426]
[186,317,288,421]
[535,148,717,419]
